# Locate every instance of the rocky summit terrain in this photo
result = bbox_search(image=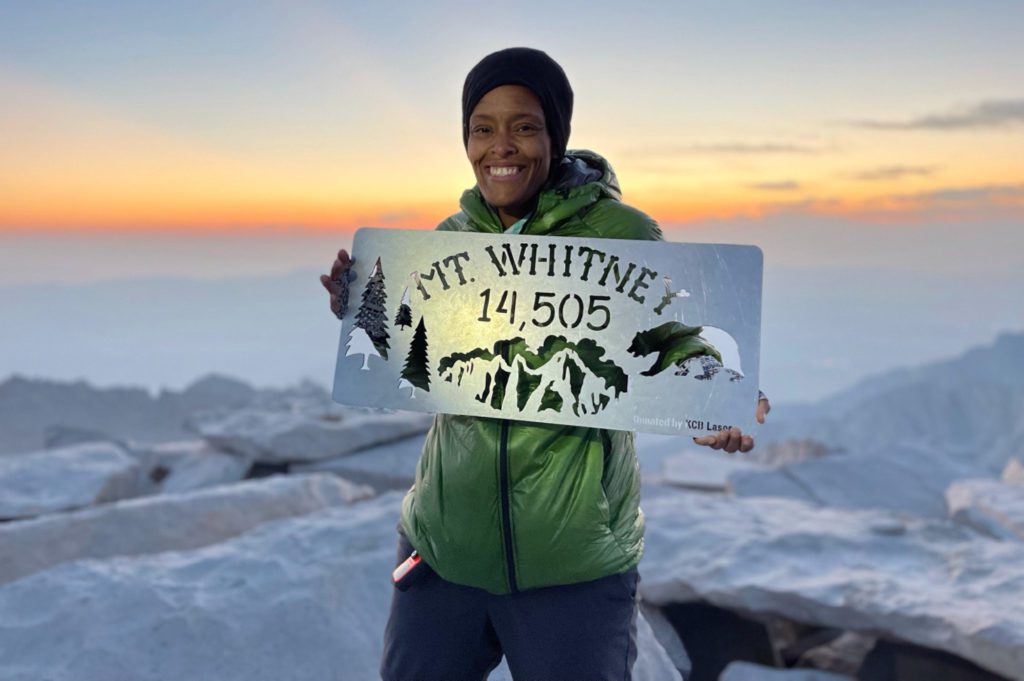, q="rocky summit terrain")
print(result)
[1,332,1023,680]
